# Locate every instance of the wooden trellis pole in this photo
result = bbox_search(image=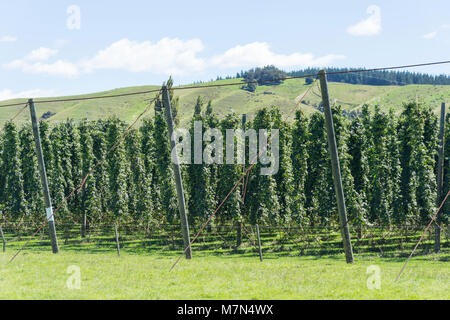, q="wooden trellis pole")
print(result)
[114,223,120,257]
[256,224,263,262]
[29,99,59,254]
[161,86,192,259]
[0,225,5,252]
[318,70,354,264]
[435,102,446,253]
